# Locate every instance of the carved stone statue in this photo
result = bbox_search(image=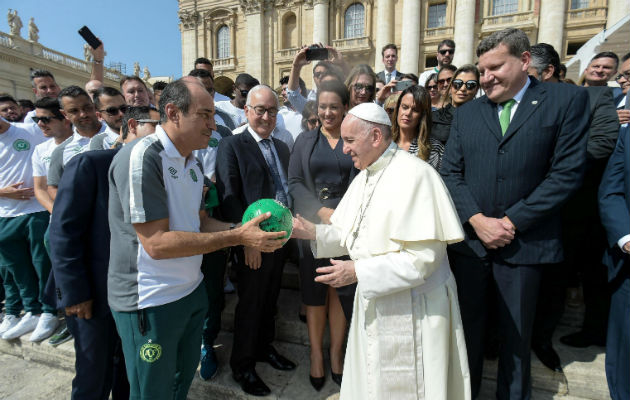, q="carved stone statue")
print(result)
[133,62,140,77]
[83,44,93,62]
[7,9,23,37]
[143,66,151,81]
[28,17,38,42]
